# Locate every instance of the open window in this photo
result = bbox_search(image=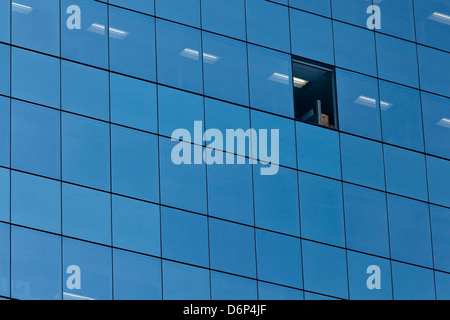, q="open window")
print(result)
[293,59,337,129]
